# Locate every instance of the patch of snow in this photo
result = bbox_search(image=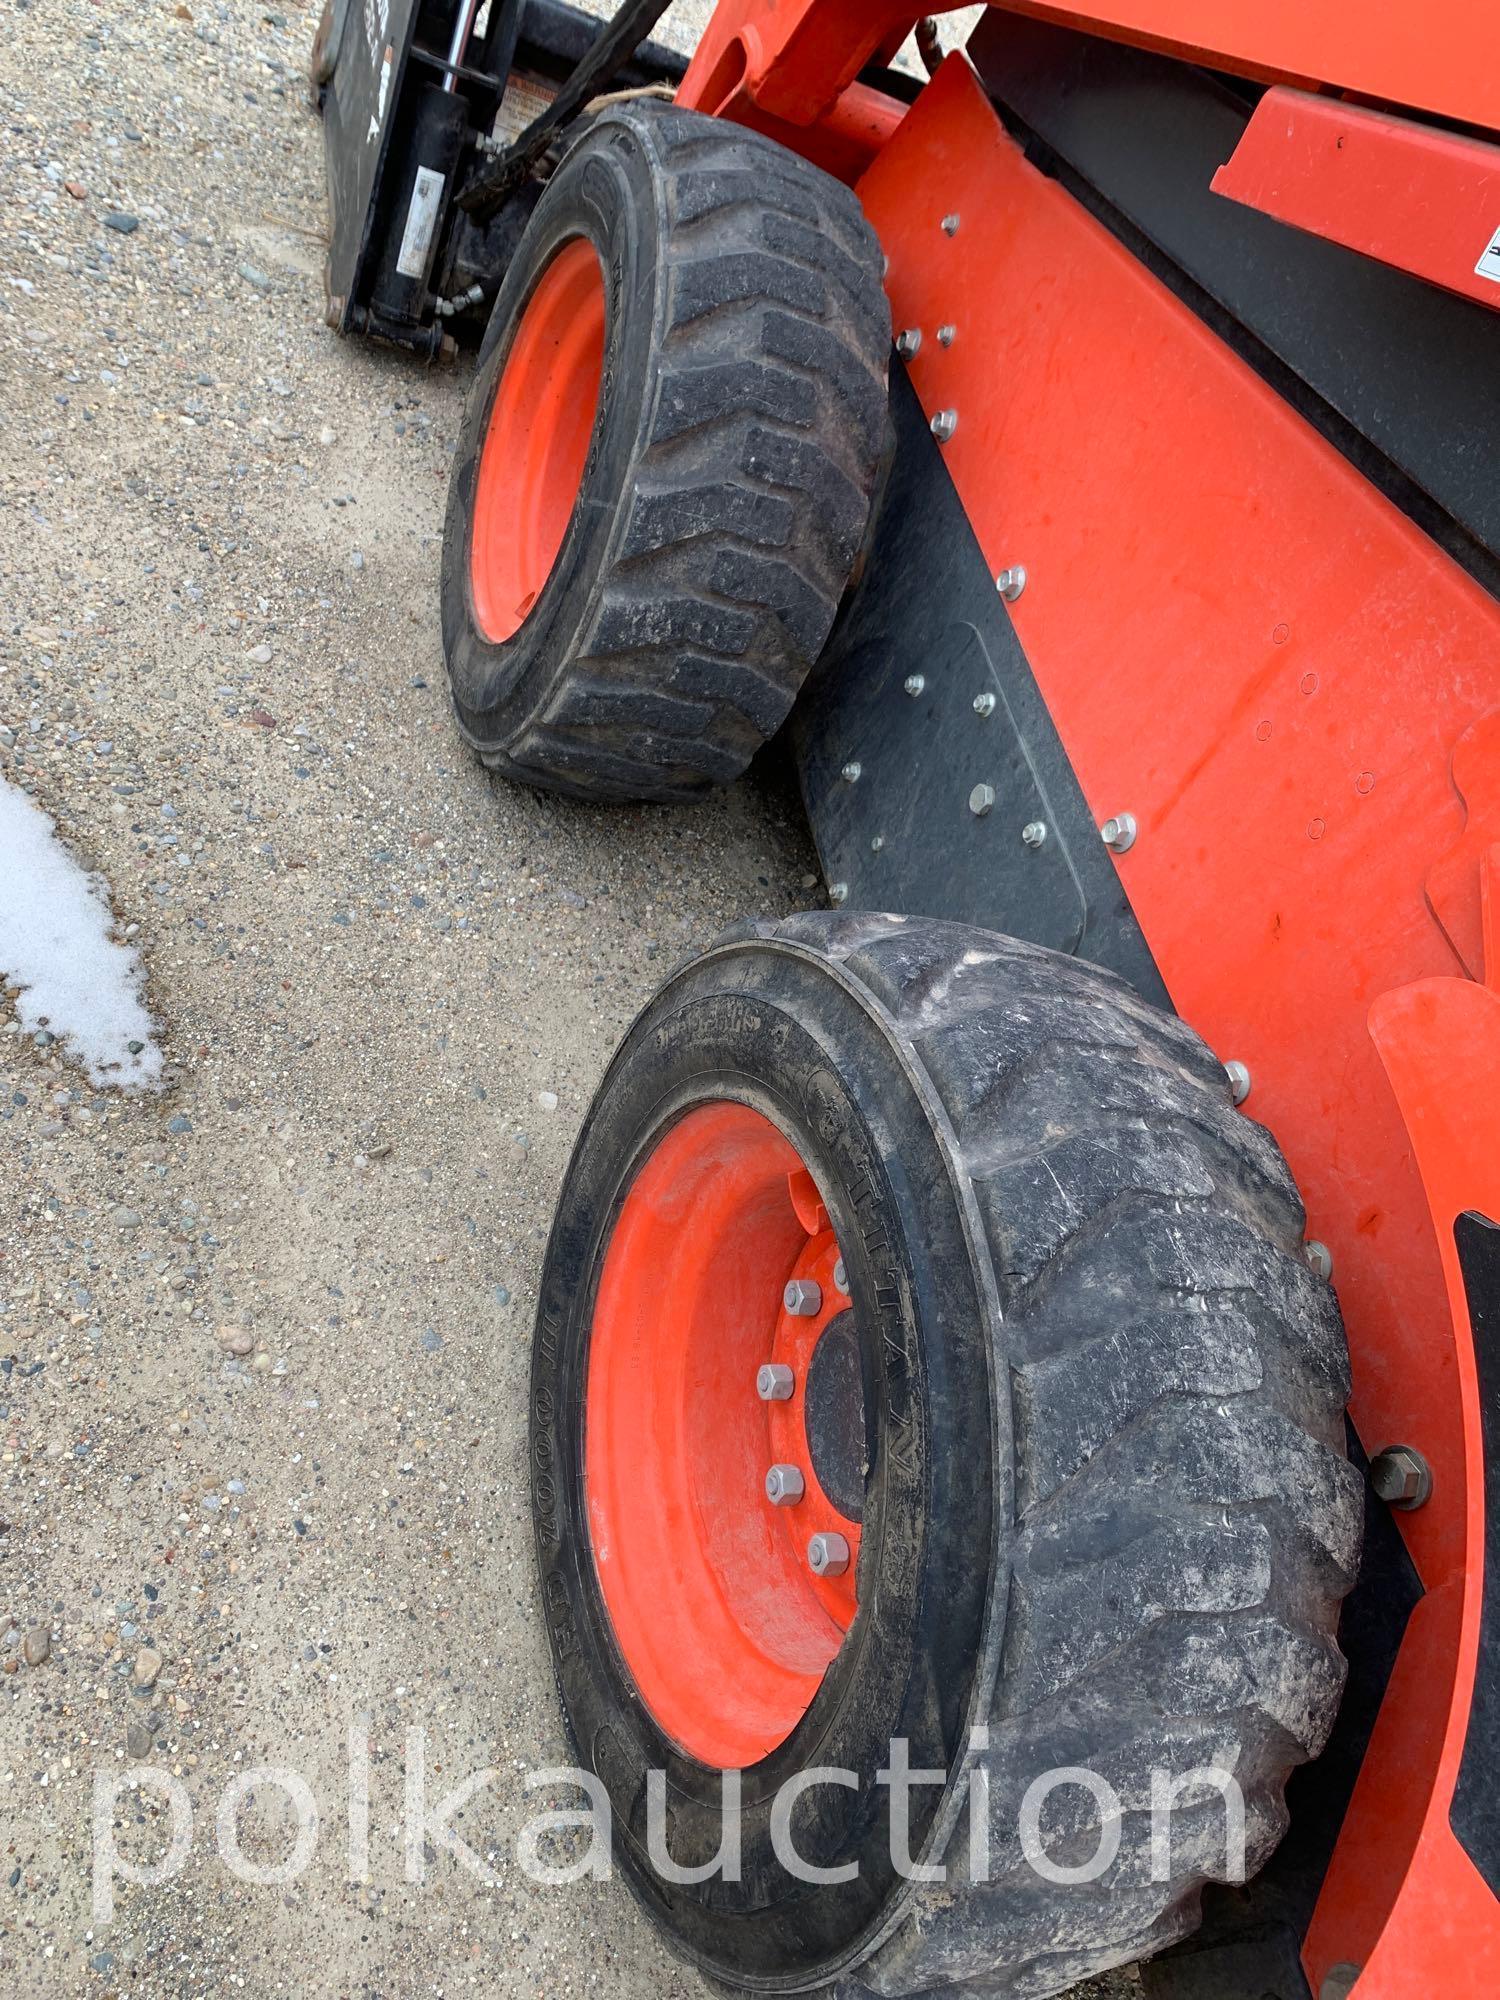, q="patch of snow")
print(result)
[0,779,162,1090]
